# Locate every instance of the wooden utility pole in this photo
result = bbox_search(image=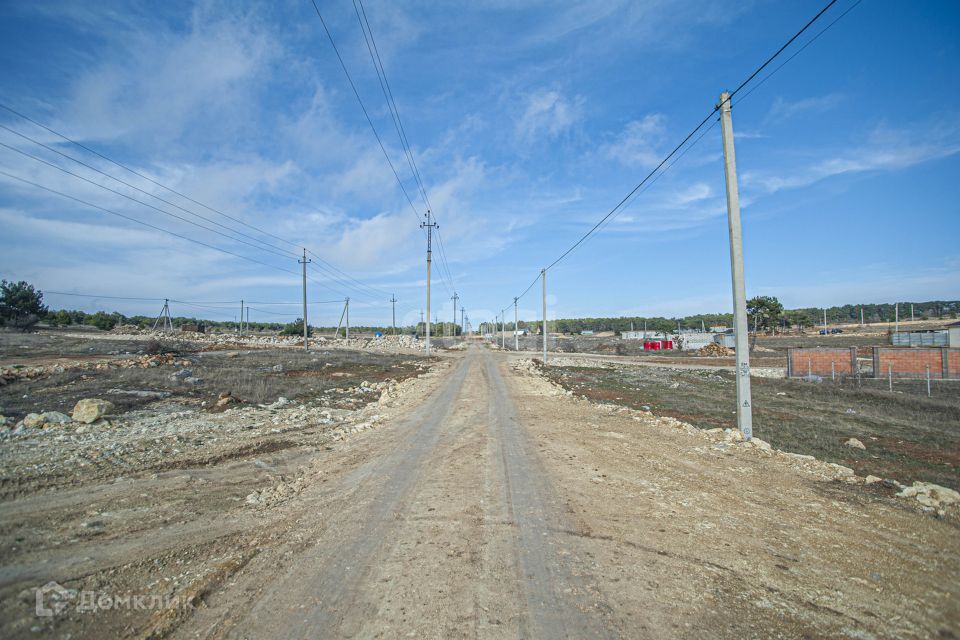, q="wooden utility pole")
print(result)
[299,249,311,350]
[718,91,753,440]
